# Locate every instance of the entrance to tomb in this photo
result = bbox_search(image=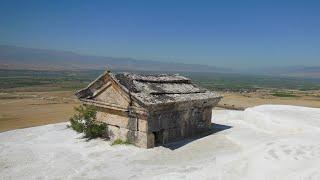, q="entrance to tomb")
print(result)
[153,129,164,145]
